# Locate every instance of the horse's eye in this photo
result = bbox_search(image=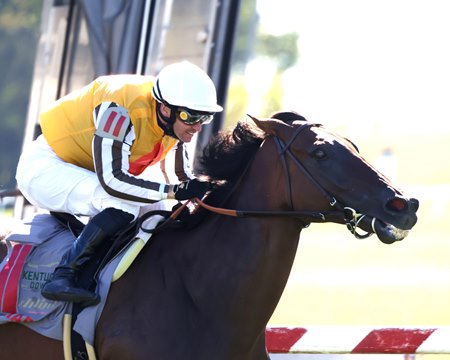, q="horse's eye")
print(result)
[312,149,327,160]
